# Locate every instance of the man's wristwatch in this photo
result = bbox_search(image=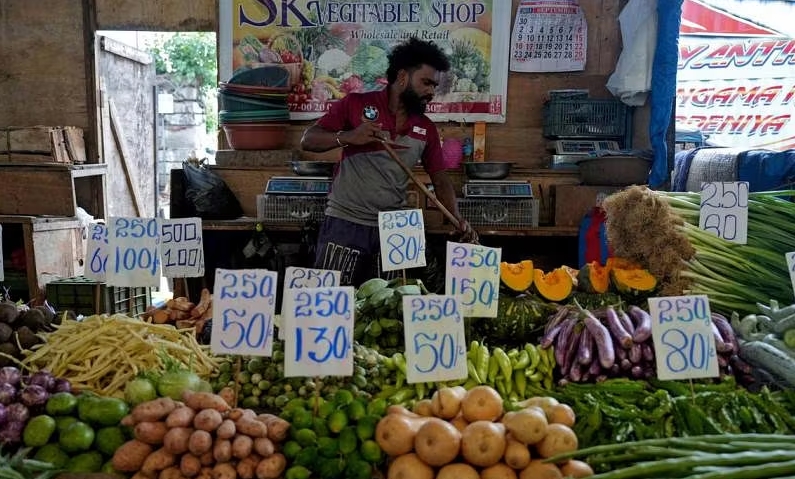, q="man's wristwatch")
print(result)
[335,131,349,148]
